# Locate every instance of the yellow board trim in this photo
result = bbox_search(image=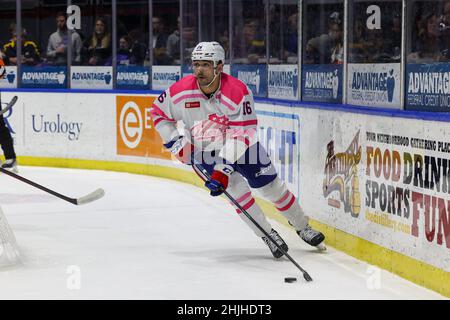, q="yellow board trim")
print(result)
[12,155,450,298]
